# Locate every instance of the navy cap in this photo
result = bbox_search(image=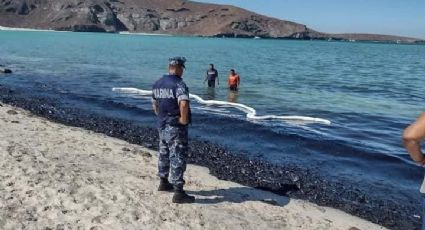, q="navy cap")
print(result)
[169,57,186,68]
